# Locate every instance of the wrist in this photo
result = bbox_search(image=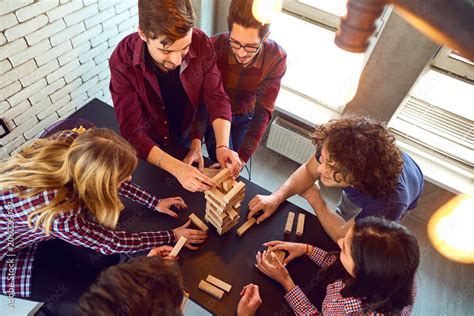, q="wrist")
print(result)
[191,139,202,149]
[281,276,296,293]
[216,145,229,150]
